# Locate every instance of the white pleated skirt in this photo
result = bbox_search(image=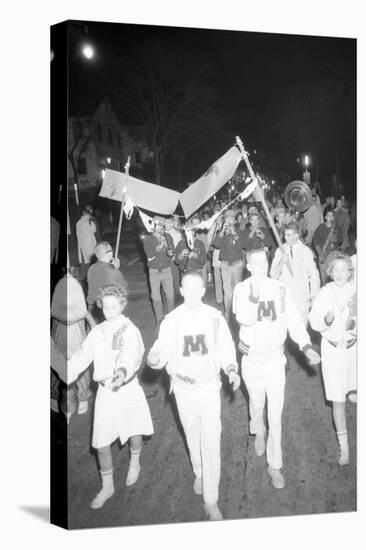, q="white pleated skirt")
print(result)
[92,378,154,448]
[321,338,356,402]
